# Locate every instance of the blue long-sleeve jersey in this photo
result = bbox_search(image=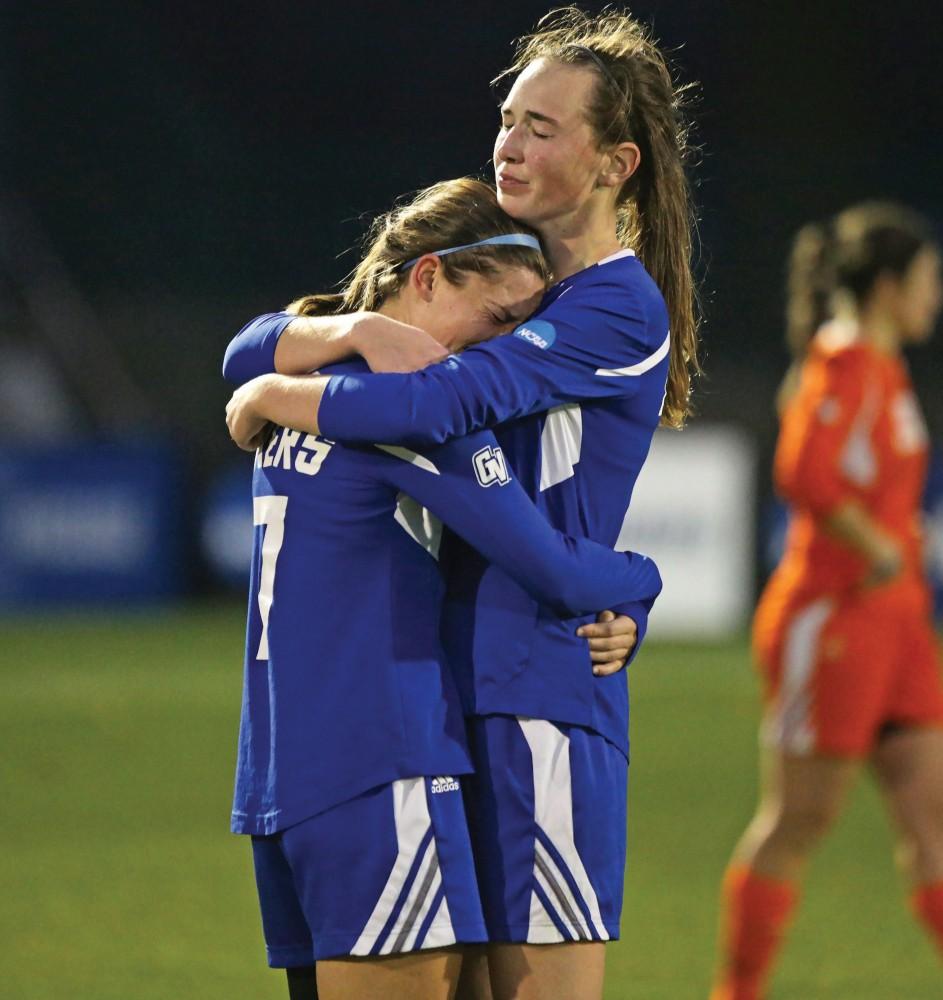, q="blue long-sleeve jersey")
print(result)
[224,250,670,758]
[232,358,661,835]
